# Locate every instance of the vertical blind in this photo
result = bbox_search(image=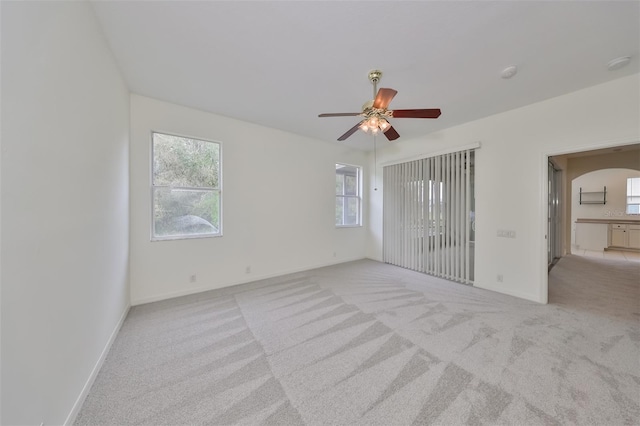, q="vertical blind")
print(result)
[383,149,475,284]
